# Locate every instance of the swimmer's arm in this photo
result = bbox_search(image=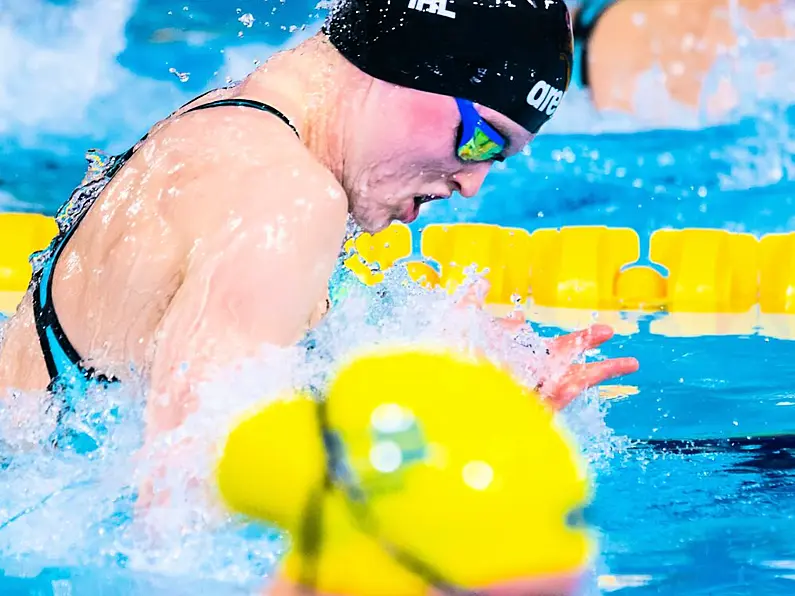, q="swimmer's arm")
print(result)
[144,161,348,439]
